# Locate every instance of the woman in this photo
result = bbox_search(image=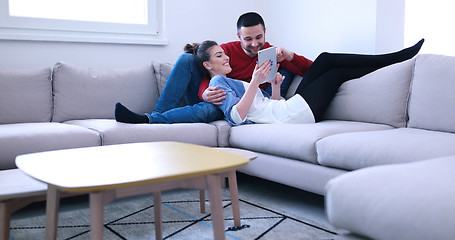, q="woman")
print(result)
[193,39,424,125]
[116,39,424,125]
